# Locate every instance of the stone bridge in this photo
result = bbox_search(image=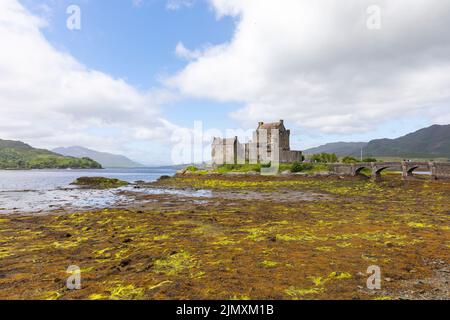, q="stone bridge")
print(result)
[330,161,450,180]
